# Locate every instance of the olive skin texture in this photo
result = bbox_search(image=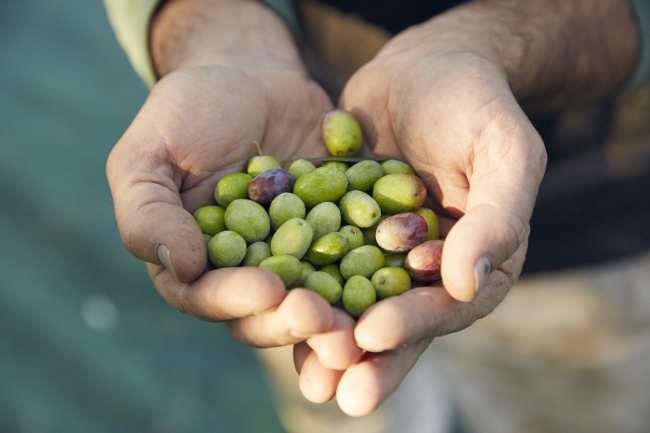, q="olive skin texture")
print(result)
[293,166,348,207]
[224,199,270,243]
[322,109,363,157]
[405,240,444,282]
[373,173,426,215]
[342,276,376,317]
[193,205,226,236]
[208,231,247,268]
[376,213,428,252]
[214,173,252,208]
[248,169,295,205]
